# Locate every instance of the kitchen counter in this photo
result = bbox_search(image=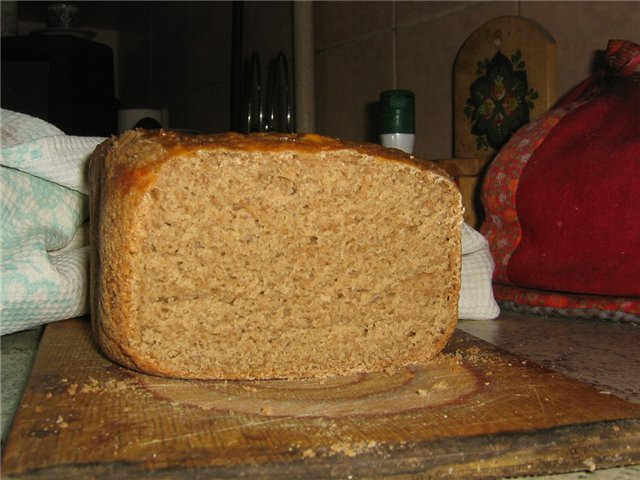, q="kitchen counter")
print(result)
[457,311,640,479]
[2,311,639,479]
[2,326,42,443]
